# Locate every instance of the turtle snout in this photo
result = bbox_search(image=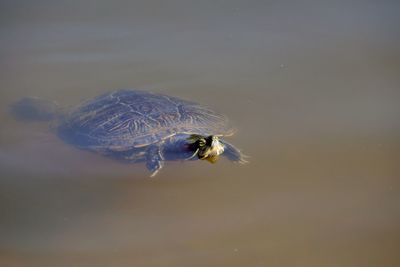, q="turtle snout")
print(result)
[210,138,224,156]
